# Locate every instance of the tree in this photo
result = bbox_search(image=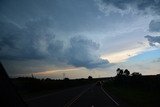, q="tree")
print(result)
[131,72,142,76]
[116,68,123,76]
[64,78,70,81]
[45,78,52,81]
[88,76,93,80]
[124,69,130,76]
[116,68,121,73]
[119,69,123,75]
